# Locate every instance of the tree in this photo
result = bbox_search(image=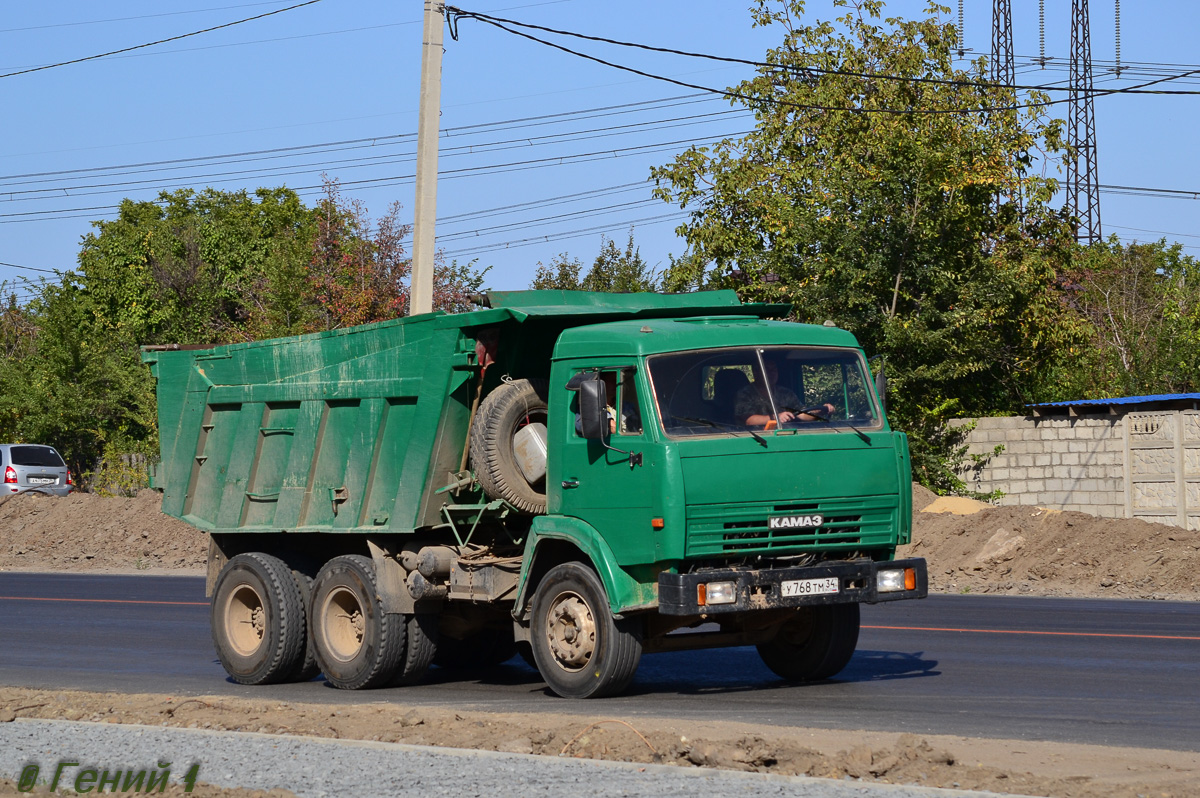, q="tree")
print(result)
[3,182,488,477]
[1061,237,1200,398]
[582,232,660,293]
[651,0,1080,488]
[0,281,156,475]
[530,253,583,290]
[529,231,660,292]
[76,187,316,346]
